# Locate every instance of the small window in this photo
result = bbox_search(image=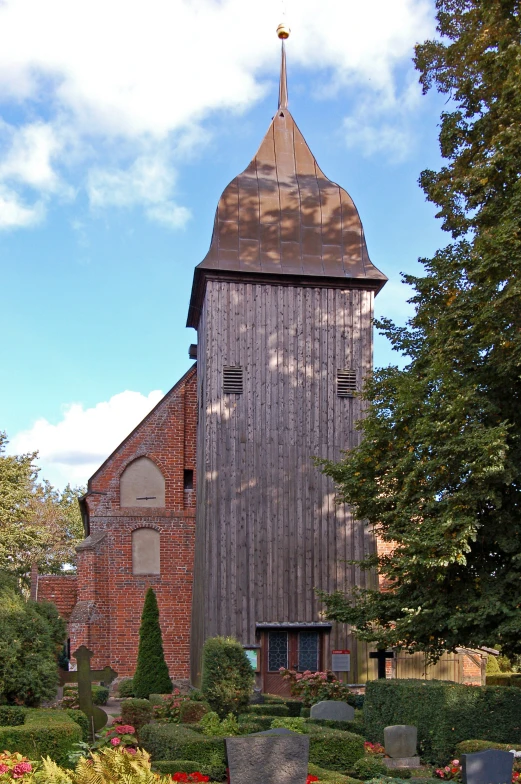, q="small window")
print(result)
[337,369,357,397]
[268,631,288,671]
[223,366,243,394]
[184,469,194,491]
